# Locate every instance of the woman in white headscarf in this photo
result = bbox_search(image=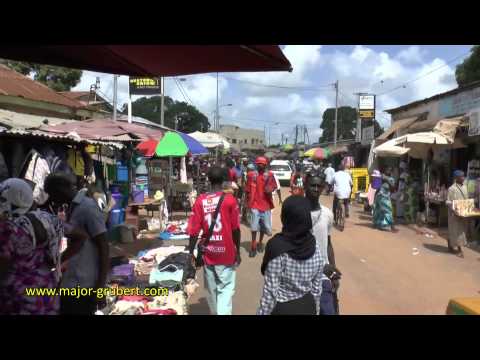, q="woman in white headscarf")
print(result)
[0,178,82,314]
